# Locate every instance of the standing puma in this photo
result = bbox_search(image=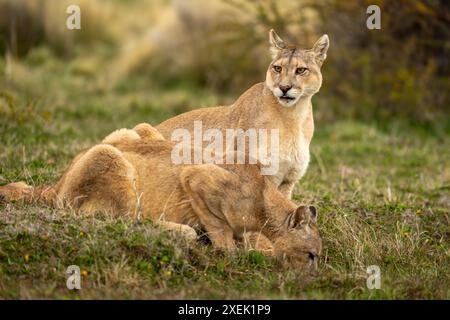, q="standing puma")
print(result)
[157,29,329,198]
